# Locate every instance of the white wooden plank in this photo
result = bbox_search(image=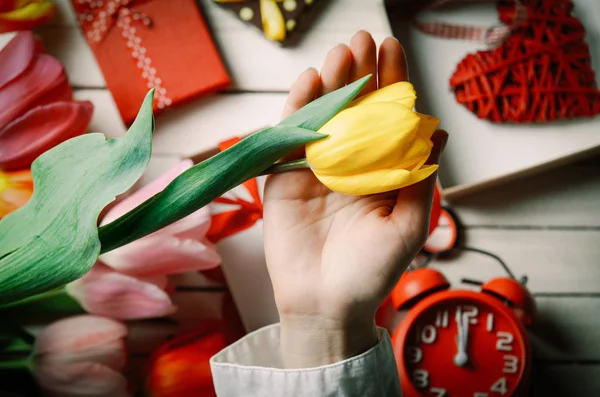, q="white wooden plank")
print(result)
[533,364,600,397]
[126,291,225,354]
[392,0,600,198]
[215,228,600,332]
[448,161,600,227]
[531,297,600,362]
[37,0,391,90]
[73,89,126,138]
[73,89,286,157]
[151,93,285,157]
[36,27,106,88]
[127,320,177,355]
[428,229,600,294]
[73,90,600,229]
